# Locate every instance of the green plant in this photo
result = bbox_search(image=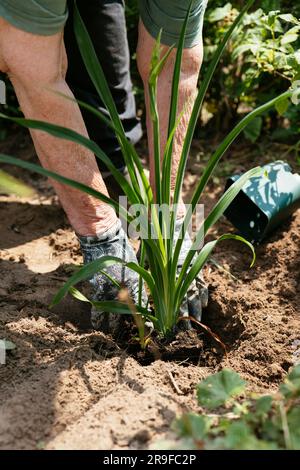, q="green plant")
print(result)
[159,366,300,450]
[201,1,300,141]
[0,1,298,342]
